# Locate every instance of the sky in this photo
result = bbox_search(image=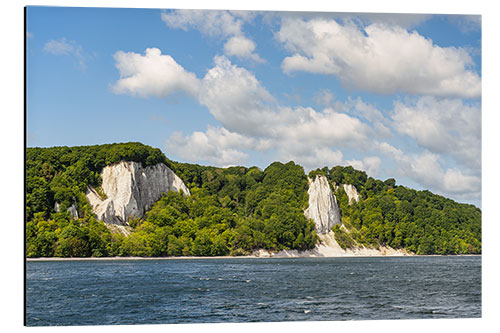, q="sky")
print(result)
[26,6,482,207]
